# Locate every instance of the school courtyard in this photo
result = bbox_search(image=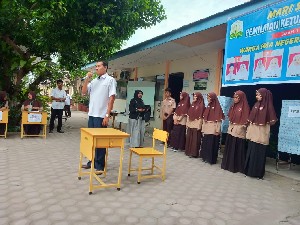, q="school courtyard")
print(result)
[0,111,300,225]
